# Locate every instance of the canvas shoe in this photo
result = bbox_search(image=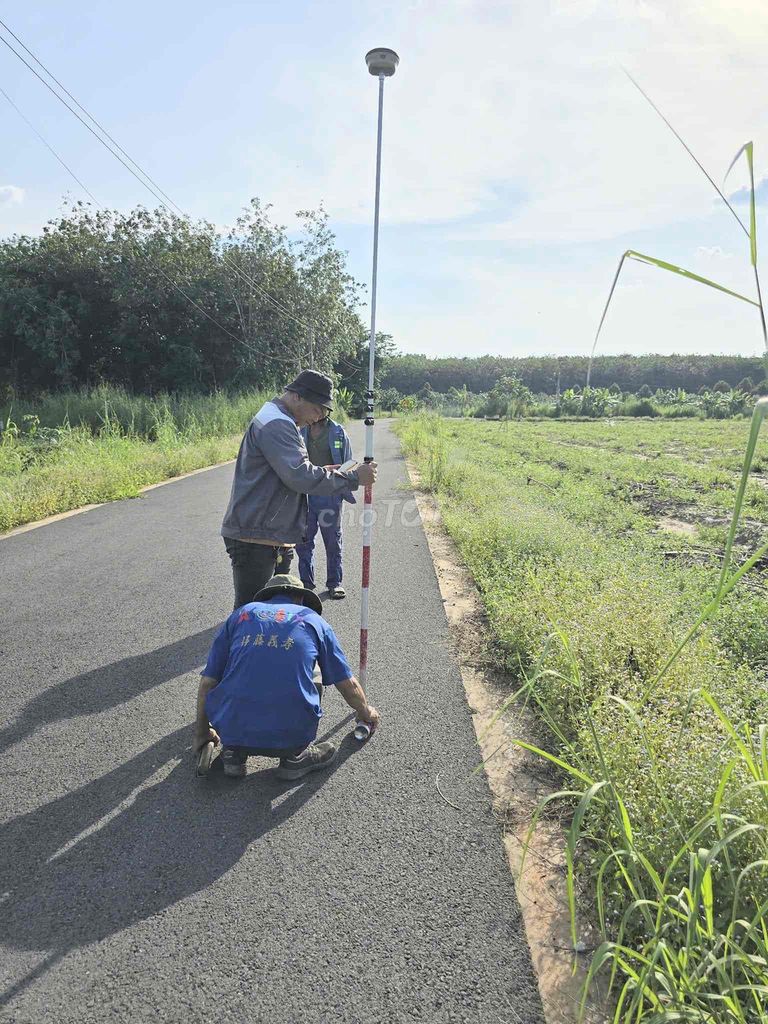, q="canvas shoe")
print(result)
[328,586,346,599]
[276,742,338,780]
